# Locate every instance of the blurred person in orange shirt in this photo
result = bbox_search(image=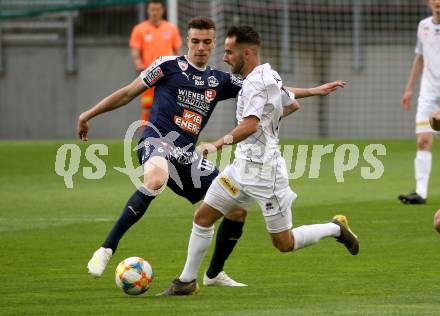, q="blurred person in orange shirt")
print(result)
[130,0,182,124]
